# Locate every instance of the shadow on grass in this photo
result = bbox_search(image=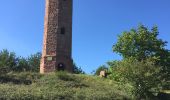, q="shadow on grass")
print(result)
[0,76,32,85]
[56,71,89,88]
